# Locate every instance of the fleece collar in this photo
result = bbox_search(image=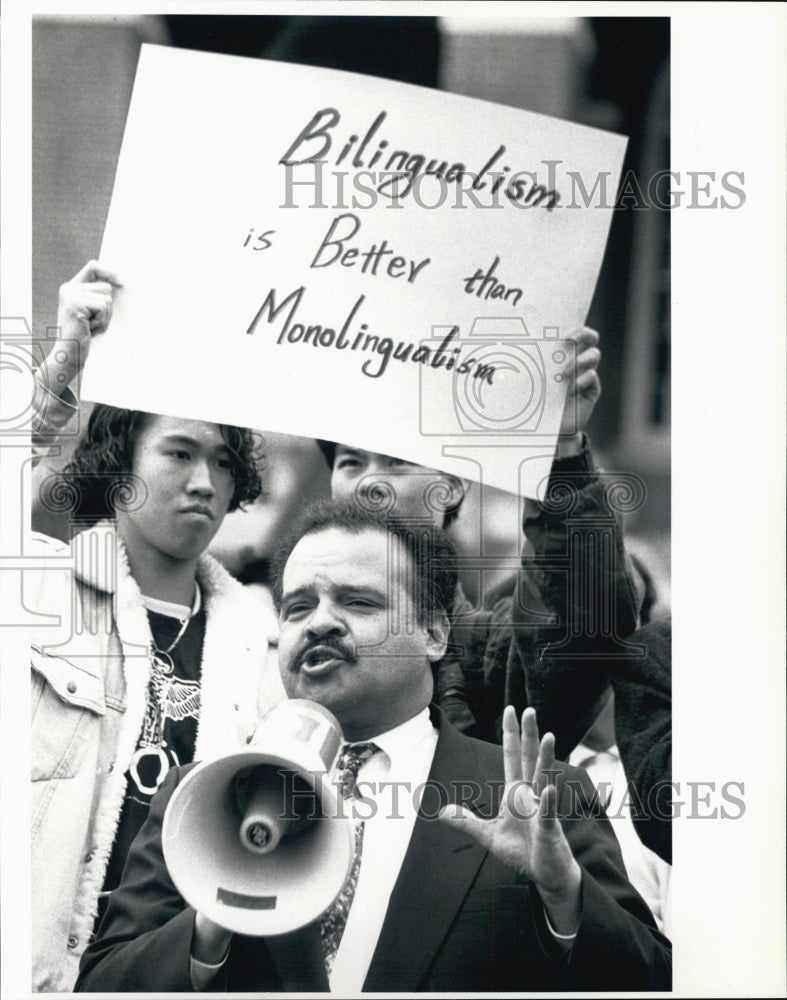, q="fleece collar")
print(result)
[72,520,279,760]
